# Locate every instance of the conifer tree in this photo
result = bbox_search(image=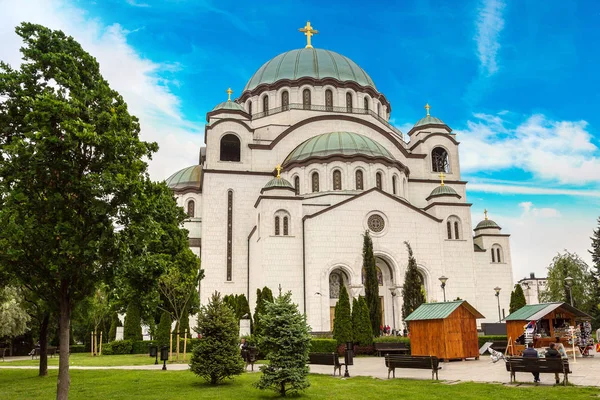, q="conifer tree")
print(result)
[509,284,527,314]
[254,286,273,336]
[123,302,143,341]
[590,217,600,328]
[108,312,121,341]
[156,311,172,347]
[401,242,426,322]
[363,231,381,336]
[190,292,244,384]
[332,285,352,344]
[352,296,373,345]
[255,291,311,396]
